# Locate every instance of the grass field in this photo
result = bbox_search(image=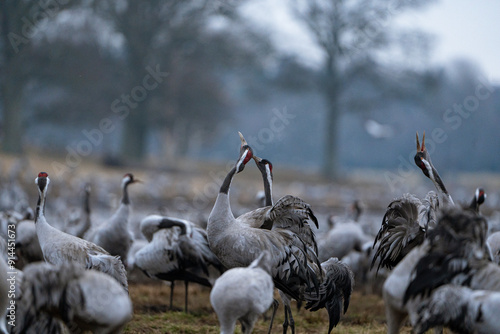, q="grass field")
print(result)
[124,281,414,334]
